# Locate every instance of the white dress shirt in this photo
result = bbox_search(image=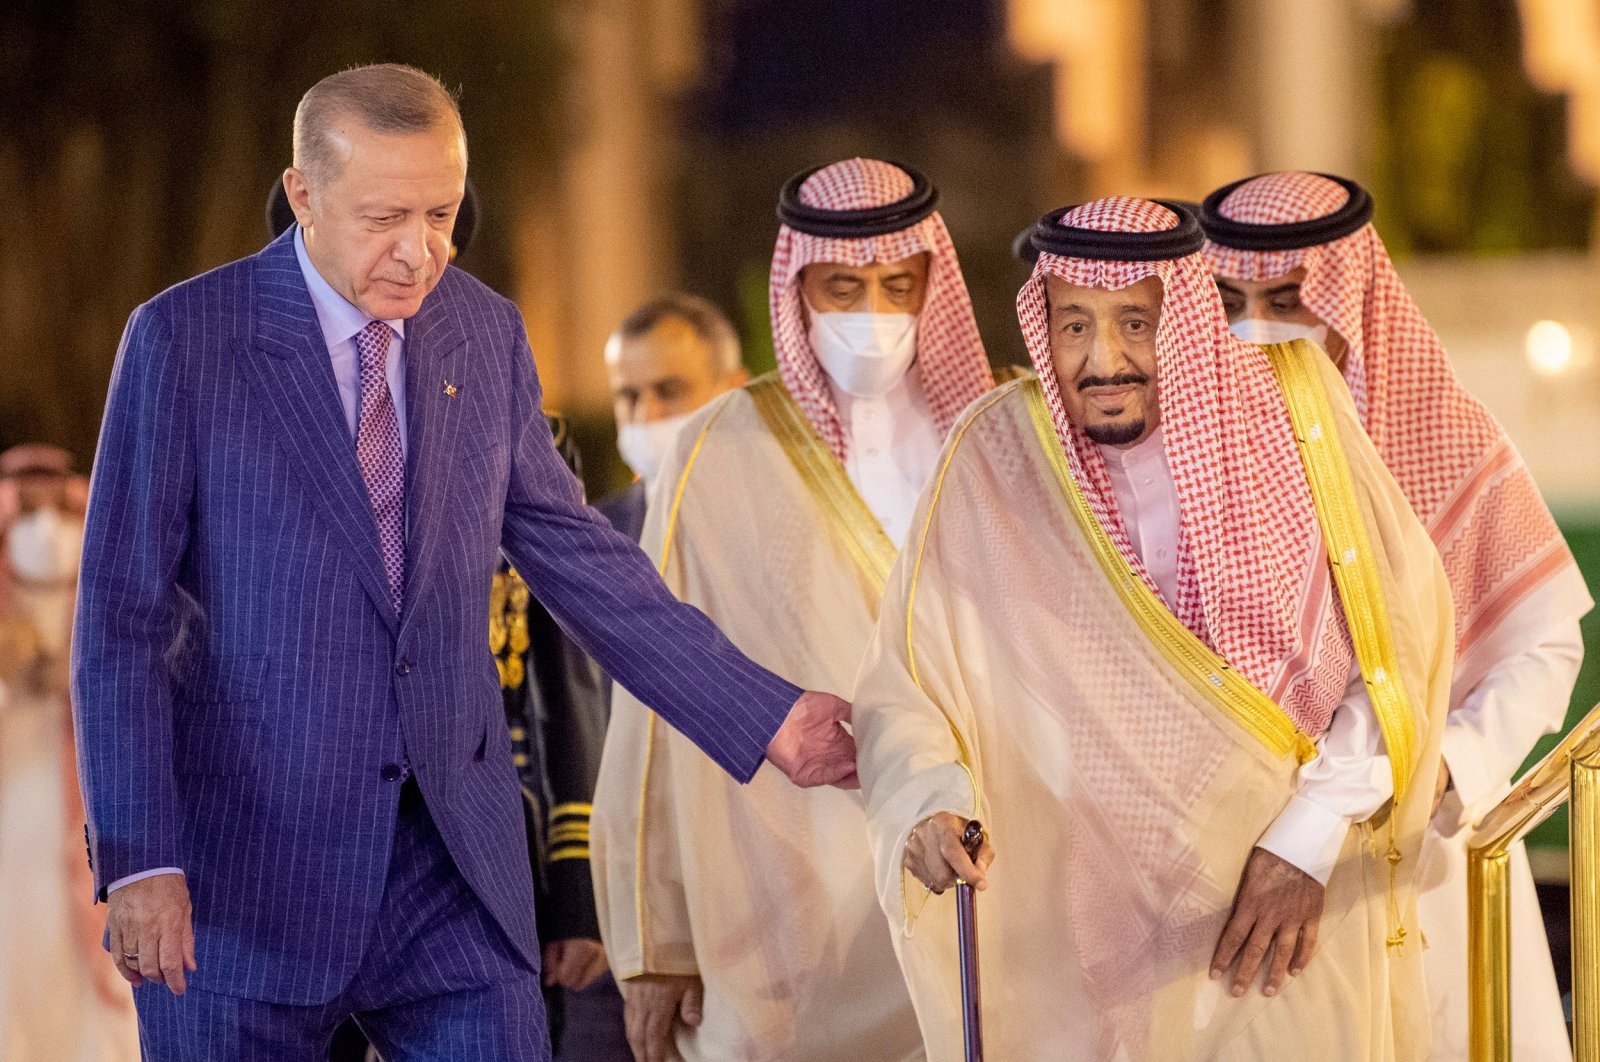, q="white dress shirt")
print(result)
[827,367,944,549]
[107,228,411,895]
[1098,429,1392,885]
